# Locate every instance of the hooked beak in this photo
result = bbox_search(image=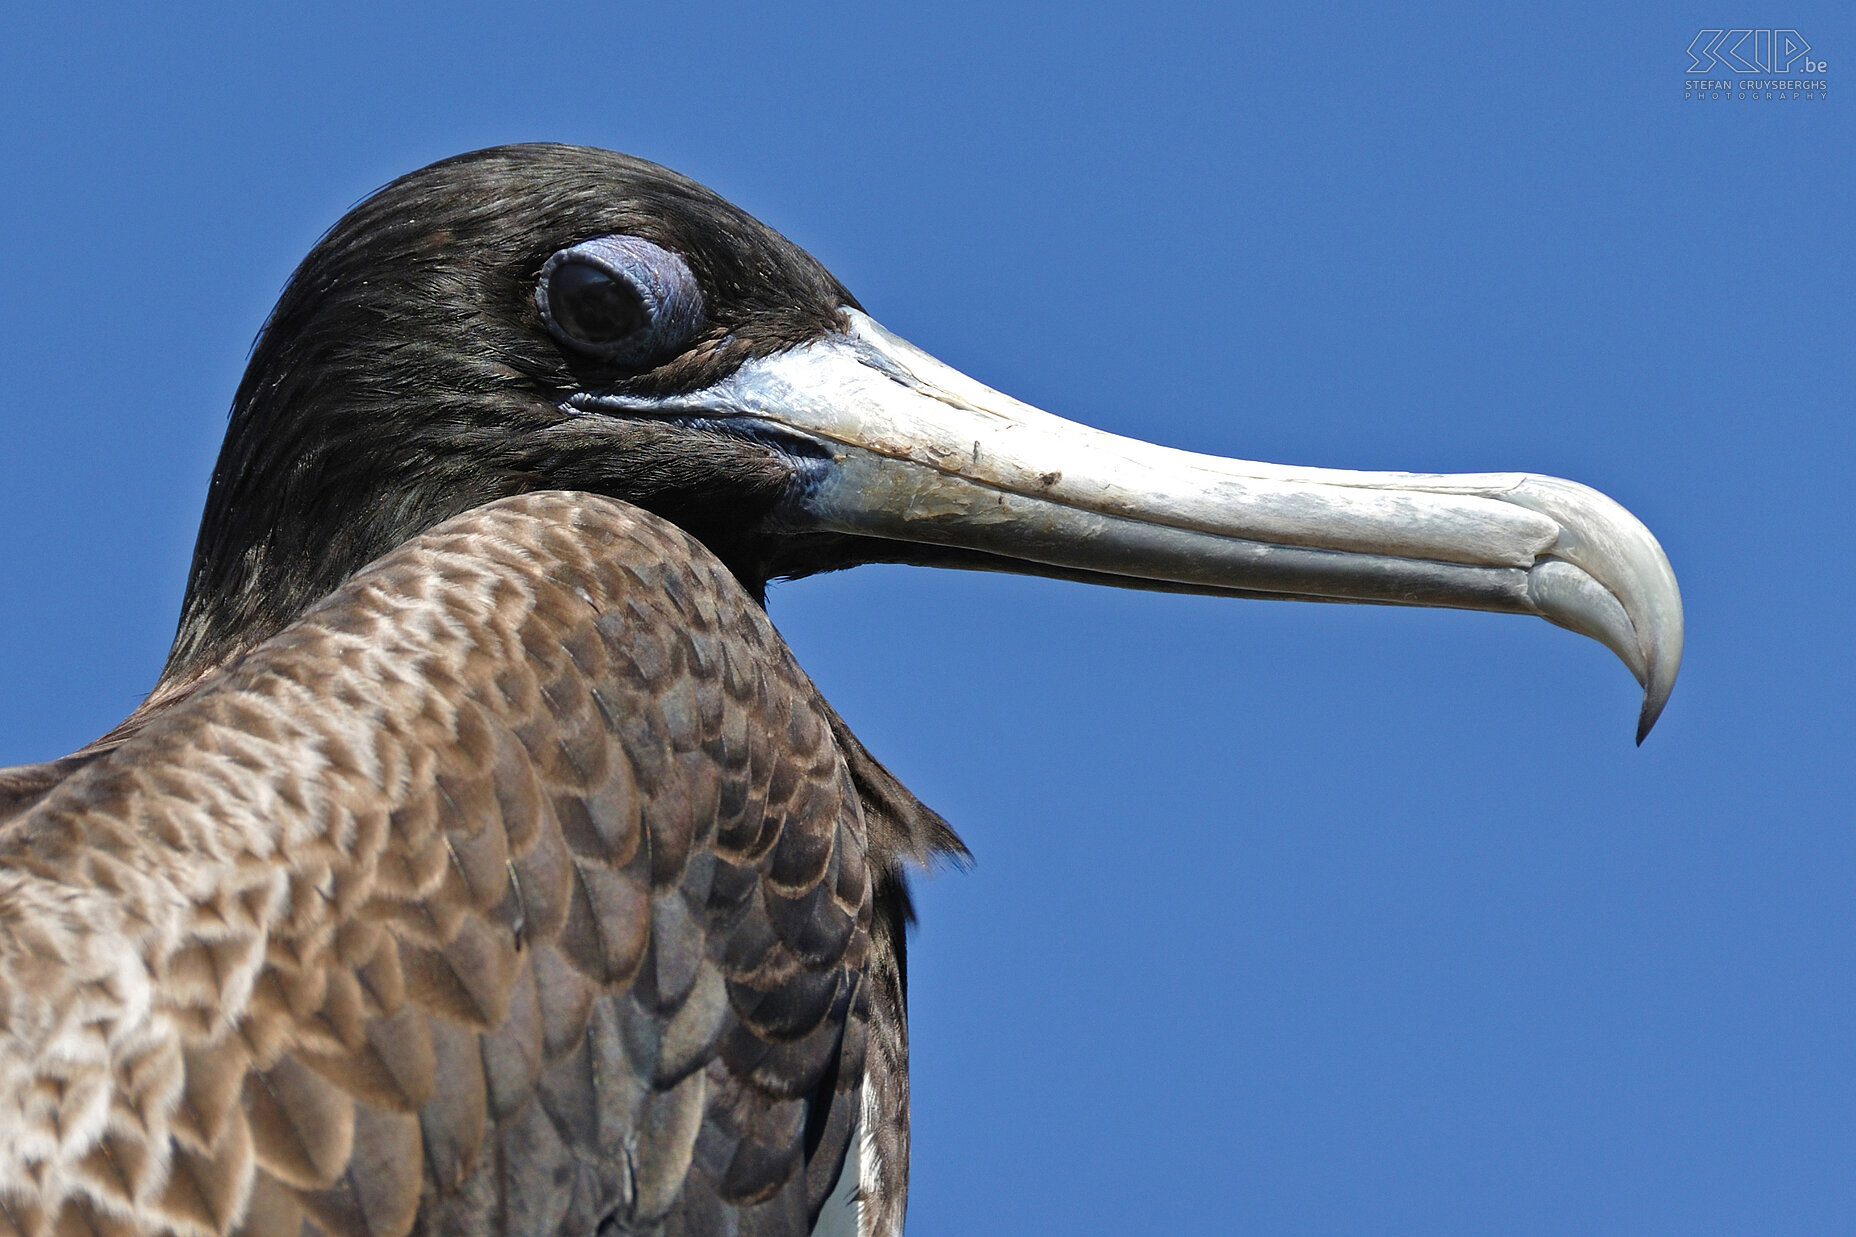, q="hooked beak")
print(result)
[583,309,1683,741]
